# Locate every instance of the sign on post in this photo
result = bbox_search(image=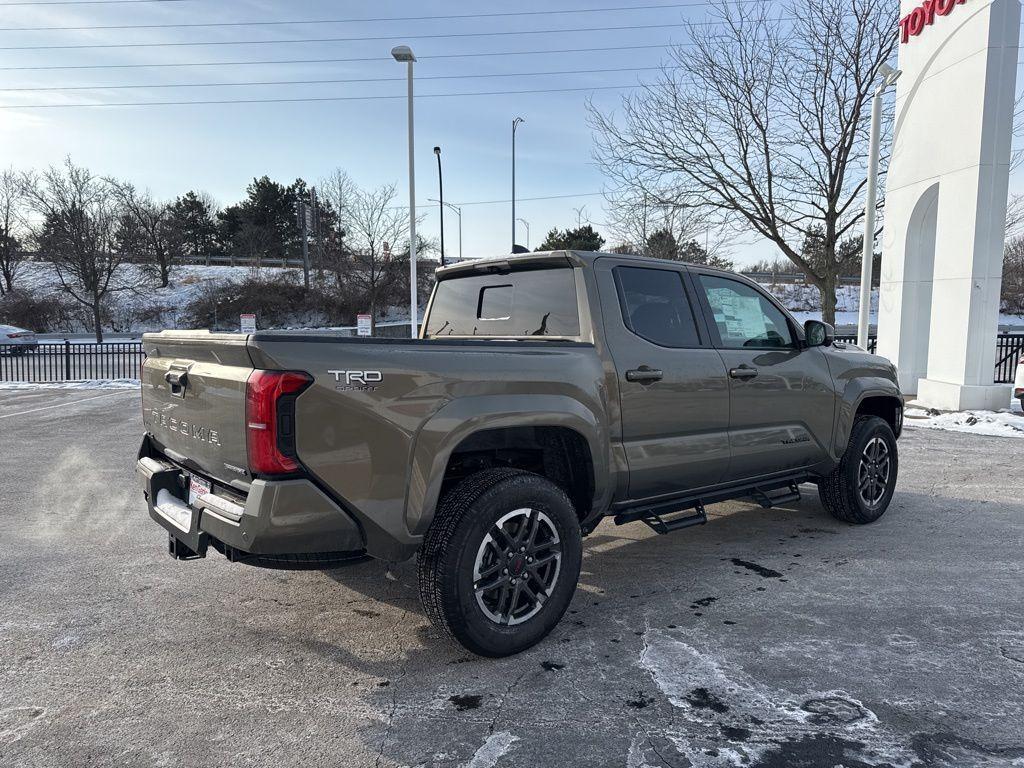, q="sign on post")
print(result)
[240,313,257,334]
[357,314,372,337]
